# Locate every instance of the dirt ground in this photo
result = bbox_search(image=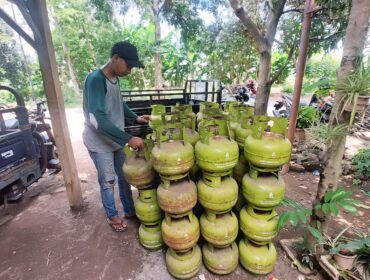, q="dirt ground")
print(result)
[0,104,369,280]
